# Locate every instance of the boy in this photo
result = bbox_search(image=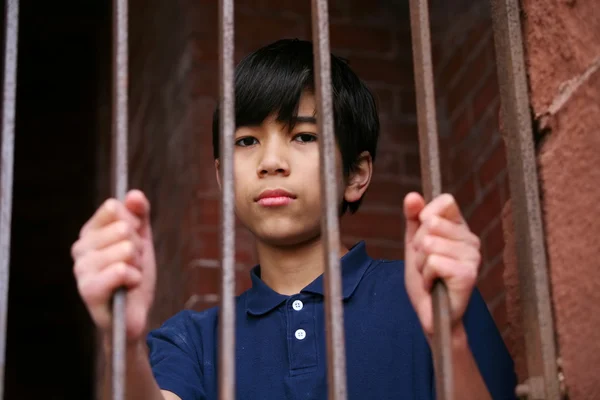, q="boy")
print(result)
[71,39,516,399]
